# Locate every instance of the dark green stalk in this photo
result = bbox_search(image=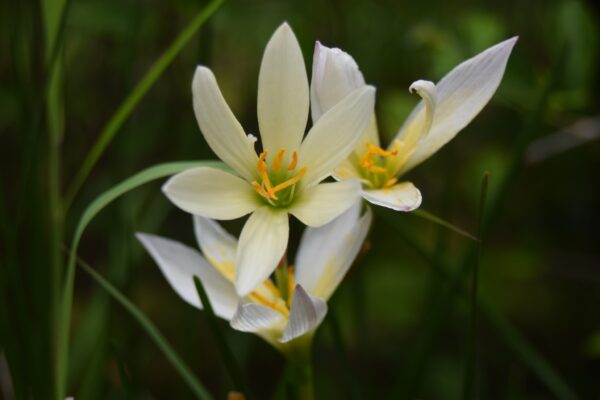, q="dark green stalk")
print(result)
[282,336,315,400]
[193,276,251,398]
[462,172,489,400]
